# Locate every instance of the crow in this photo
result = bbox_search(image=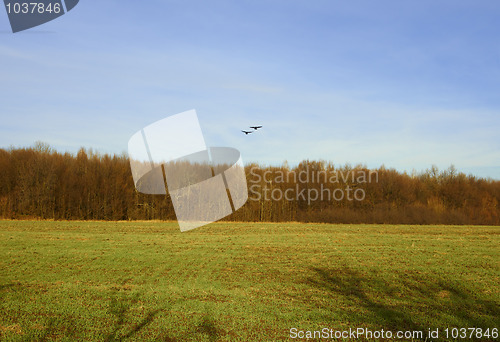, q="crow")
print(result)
[250,126,262,130]
[241,130,253,135]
